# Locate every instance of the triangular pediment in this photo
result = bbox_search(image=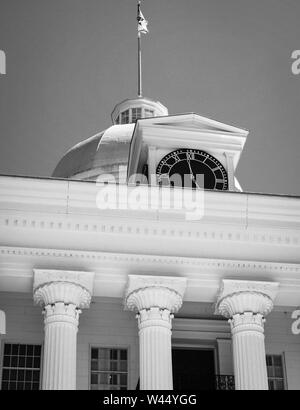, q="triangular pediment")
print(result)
[137,113,248,136]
